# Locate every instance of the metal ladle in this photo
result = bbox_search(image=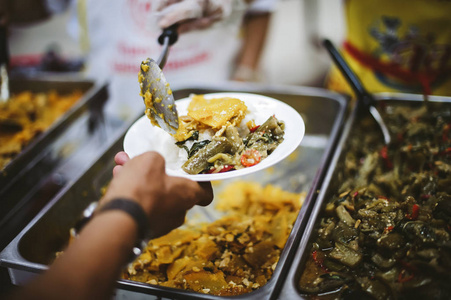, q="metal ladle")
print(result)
[139,25,179,134]
[323,39,391,145]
